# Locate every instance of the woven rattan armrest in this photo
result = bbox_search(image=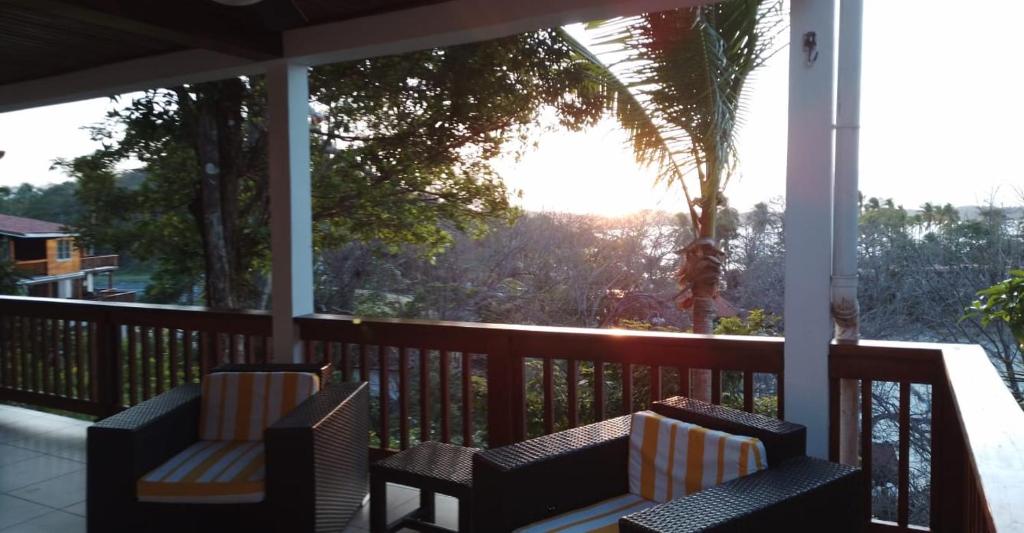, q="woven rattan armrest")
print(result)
[87,384,202,533]
[264,381,369,533]
[619,456,864,533]
[472,415,632,532]
[652,396,806,466]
